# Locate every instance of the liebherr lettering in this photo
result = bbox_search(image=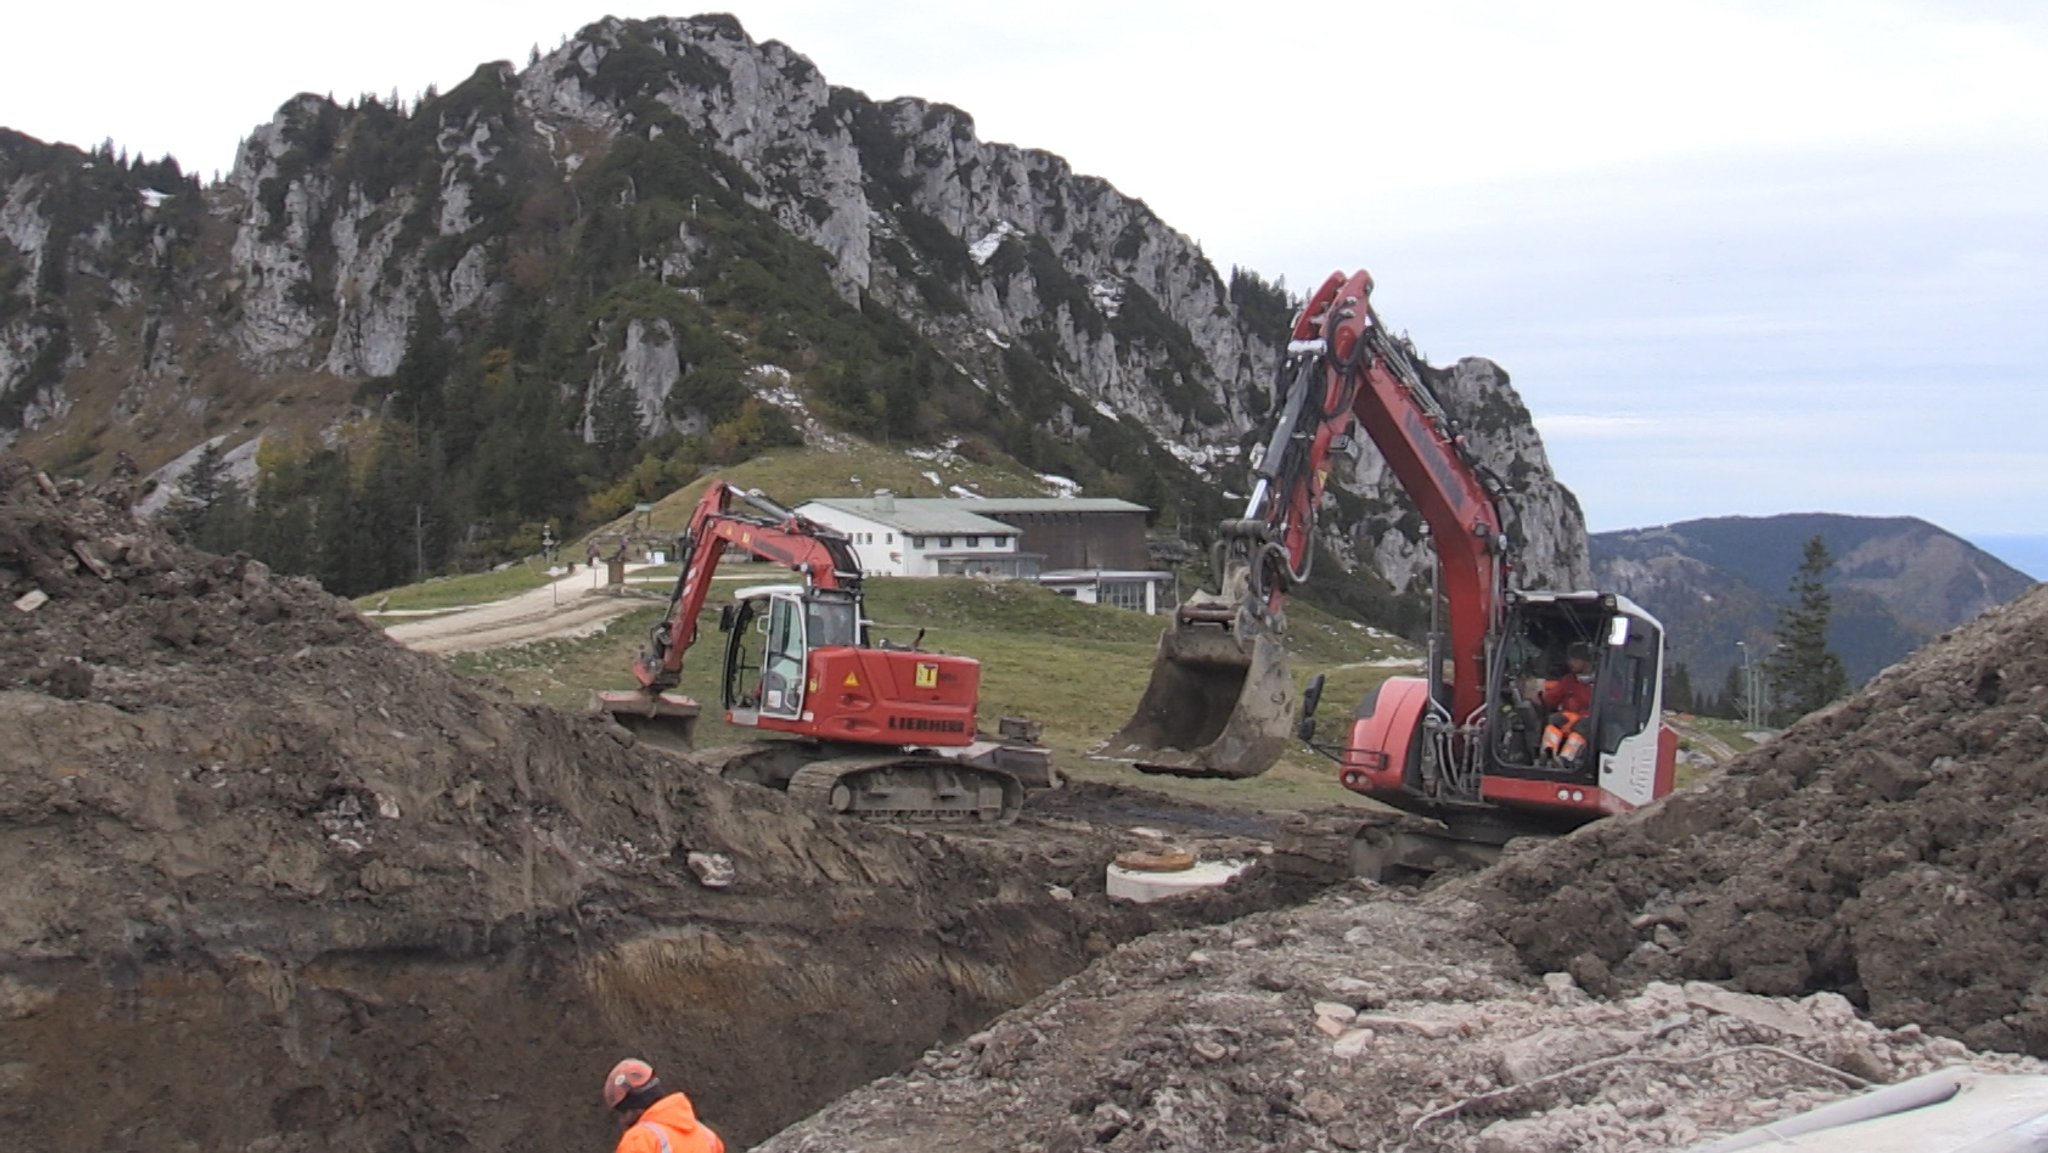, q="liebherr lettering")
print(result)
[887,716,967,734]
